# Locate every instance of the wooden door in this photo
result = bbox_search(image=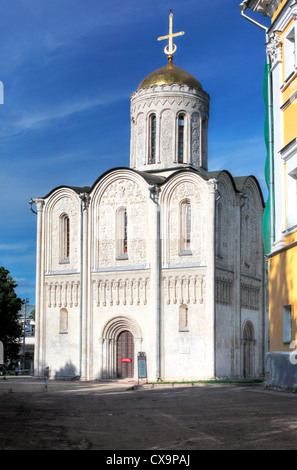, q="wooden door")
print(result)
[116,330,134,378]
